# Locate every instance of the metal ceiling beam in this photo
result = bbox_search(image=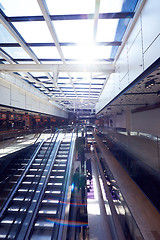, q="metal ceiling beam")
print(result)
[0,13,67,99]
[0,12,40,64]
[0,41,122,47]
[7,12,134,22]
[0,49,14,64]
[93,0,100,41]
[53,97,98,101]
[0,11,61,90]
[1,58,114,63]
[0,63,114,73]
[37,0,77,97]
[37,0,65,63]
